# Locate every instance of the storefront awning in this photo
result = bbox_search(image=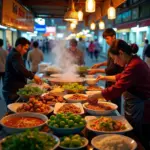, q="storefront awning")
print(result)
[139,19,150,27]
[116,22,137,29]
